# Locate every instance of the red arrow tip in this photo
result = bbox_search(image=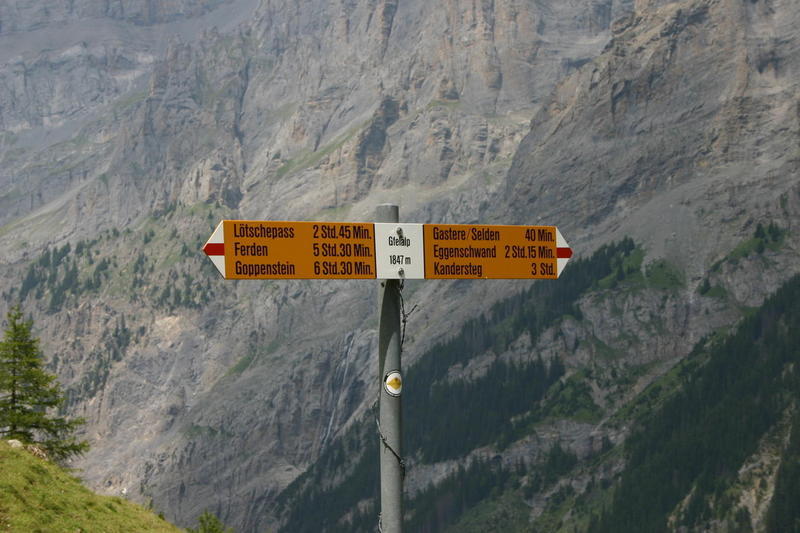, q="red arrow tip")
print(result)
[557,247,573,259]
[203,242,225,256]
